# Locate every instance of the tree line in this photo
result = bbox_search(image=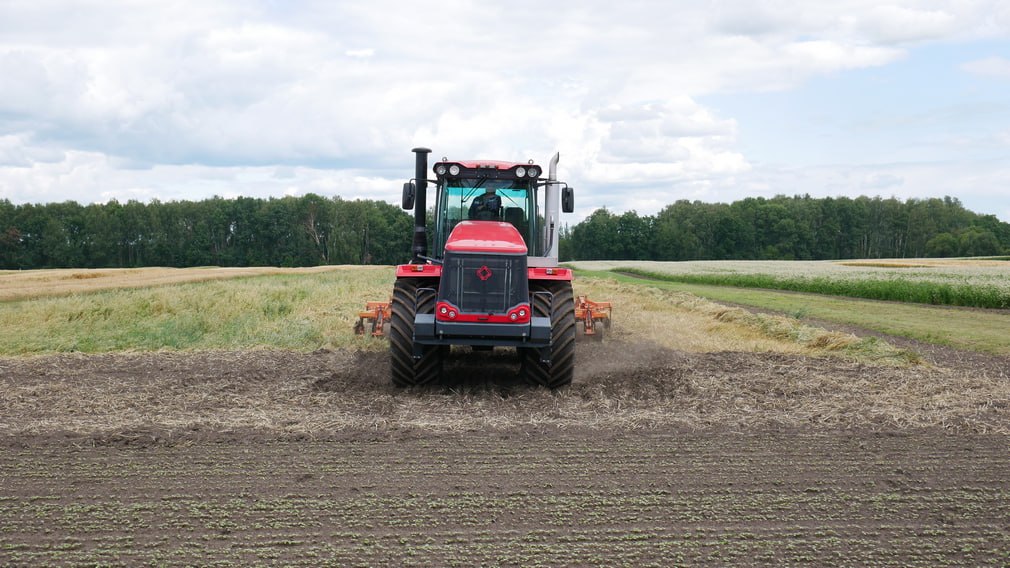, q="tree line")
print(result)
[0,195,413,269]
[2,193,1008,270]
[560,195,1010,261]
